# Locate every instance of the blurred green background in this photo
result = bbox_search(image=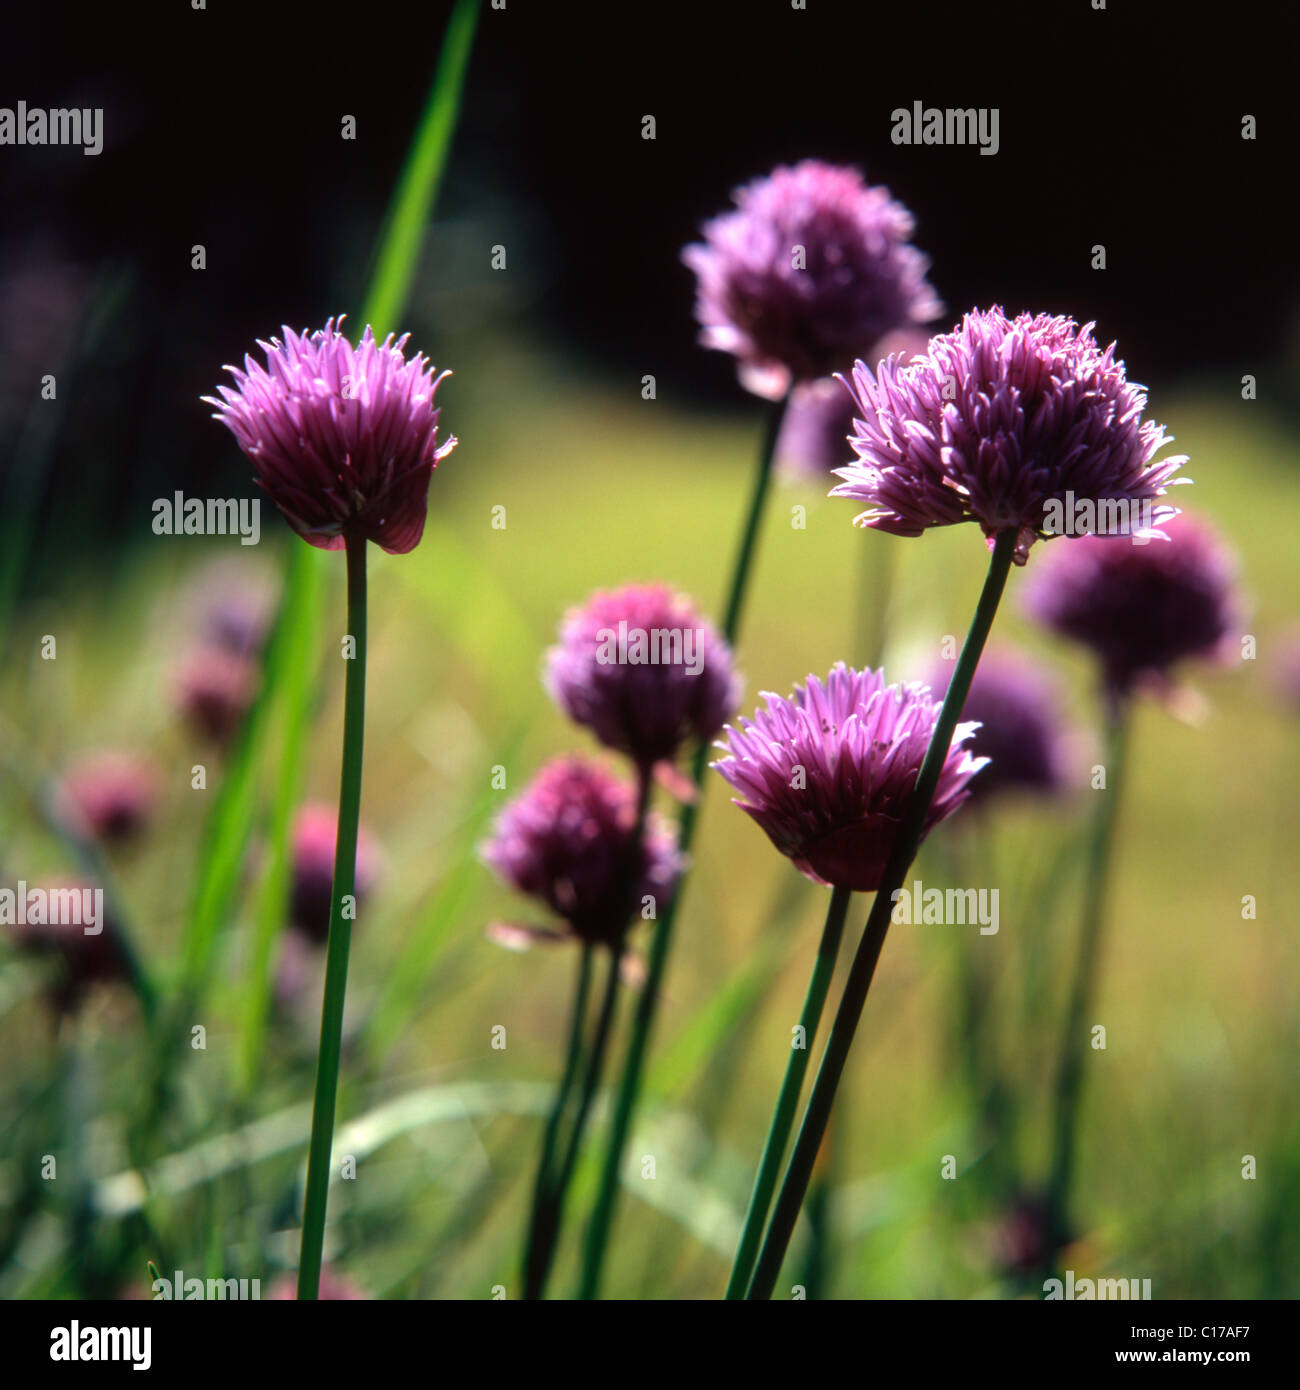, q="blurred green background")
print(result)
[2,348,1295,1298]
